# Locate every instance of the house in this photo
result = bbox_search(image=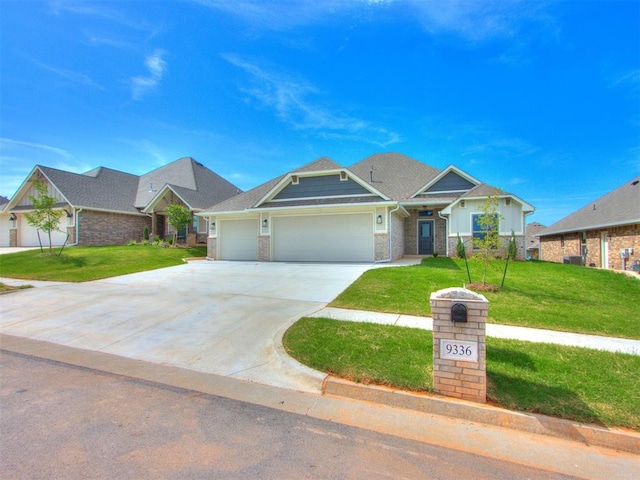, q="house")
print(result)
[1,157,240,248]
[199,153,534,262]
[525,222,546,260]
[537,176,640,270]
